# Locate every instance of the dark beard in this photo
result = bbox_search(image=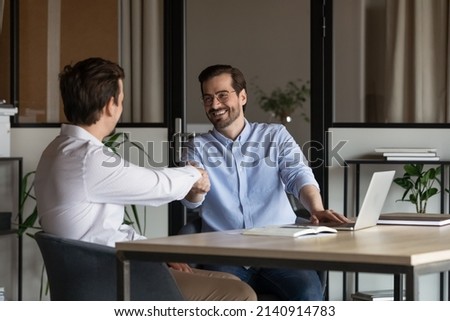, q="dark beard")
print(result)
[207,106,240,130]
